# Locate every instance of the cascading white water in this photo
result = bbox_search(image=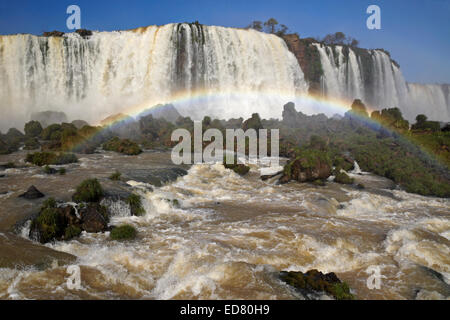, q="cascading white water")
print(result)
[0,23,308,130]
[313,43,450,122]
[406,83,450,121]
